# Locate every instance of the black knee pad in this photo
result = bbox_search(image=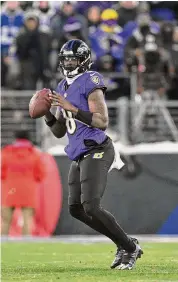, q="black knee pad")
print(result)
[69,204,83,219]
[83,199,101,217]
